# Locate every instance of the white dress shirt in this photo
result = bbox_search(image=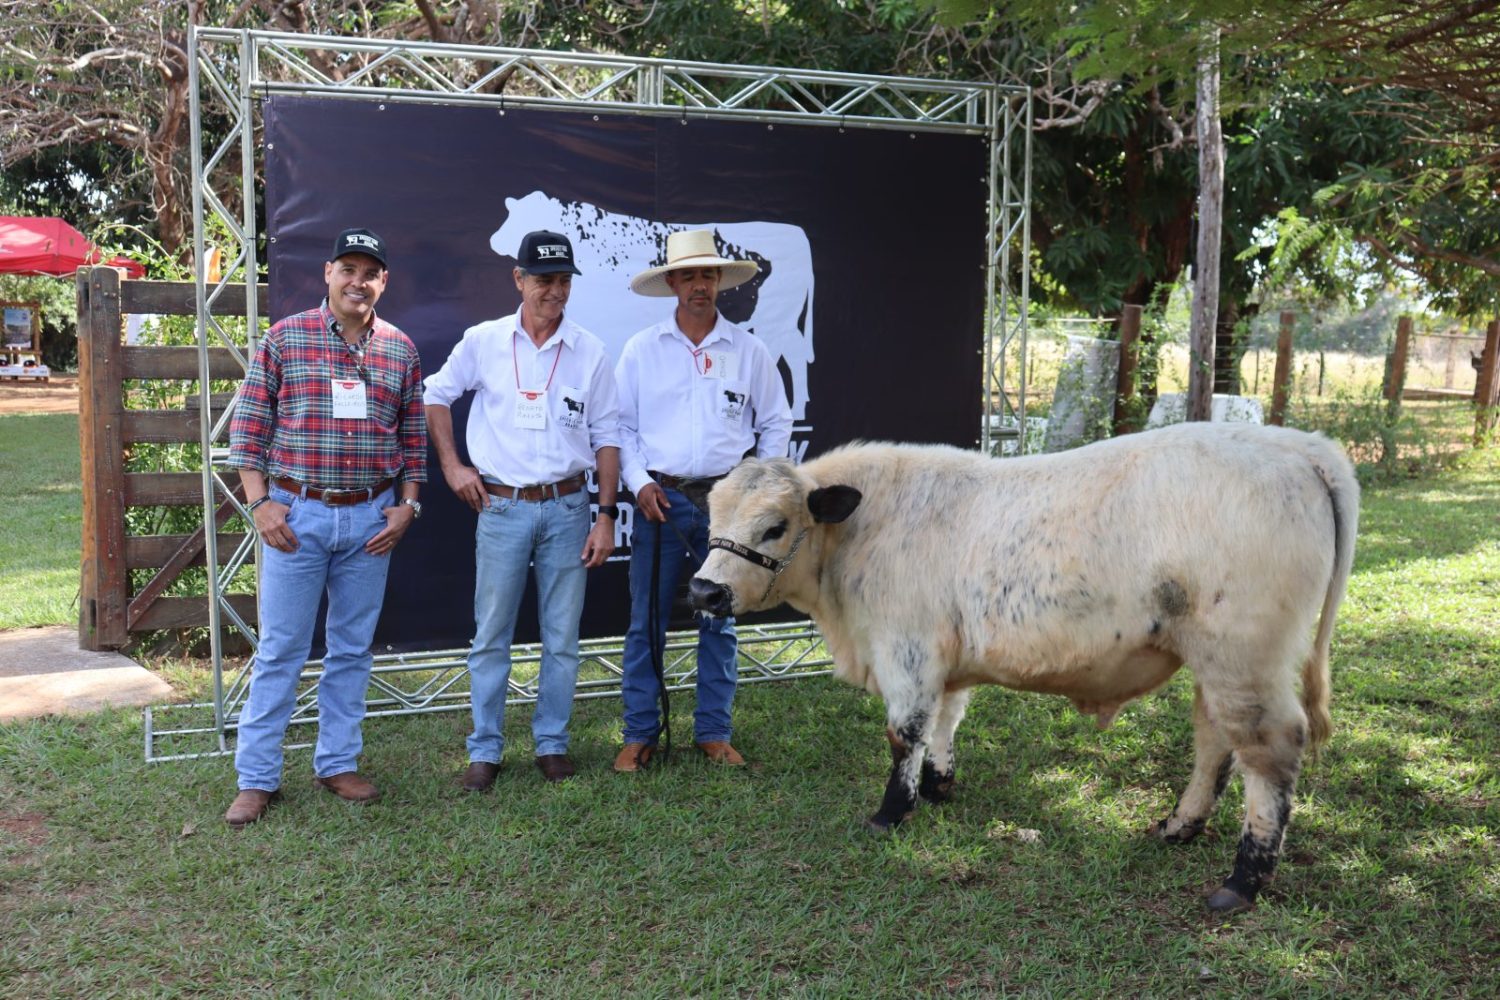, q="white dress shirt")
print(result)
[423,313,621,486]
[615,313,793,494]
